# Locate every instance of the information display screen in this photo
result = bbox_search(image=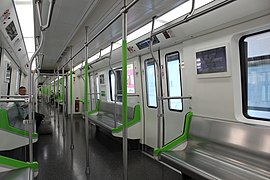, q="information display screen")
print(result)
[196,46,227,74]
